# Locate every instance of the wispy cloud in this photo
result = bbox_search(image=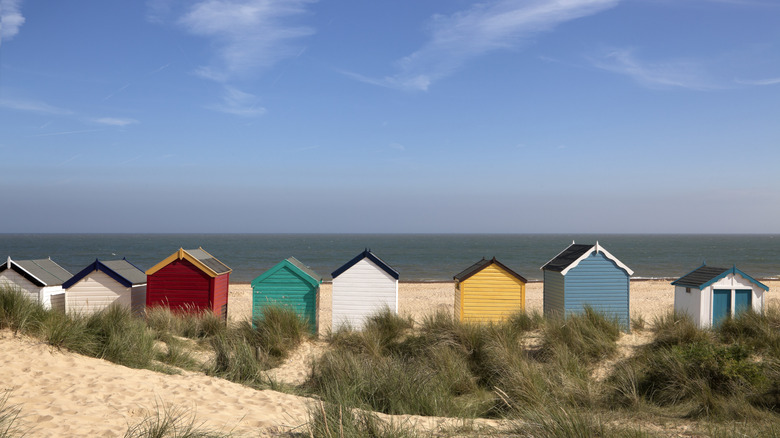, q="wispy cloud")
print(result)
[735,76,780,86]
[349,0,620,91]
[178,0,315,82]
[0,0,25,45]
[93,117,139,126]
[588,48,721,90]
[30,129,102,138]
[0,98,73,115]
[208,85,266,117]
